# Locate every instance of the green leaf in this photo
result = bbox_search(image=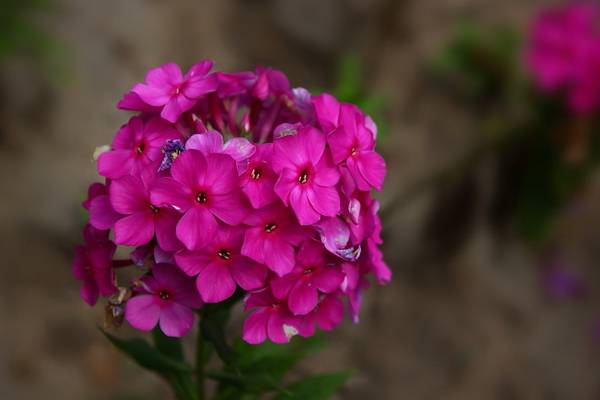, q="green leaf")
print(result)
[100,328,192,374]
[273,370,352,400]
[152,327,184,362]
